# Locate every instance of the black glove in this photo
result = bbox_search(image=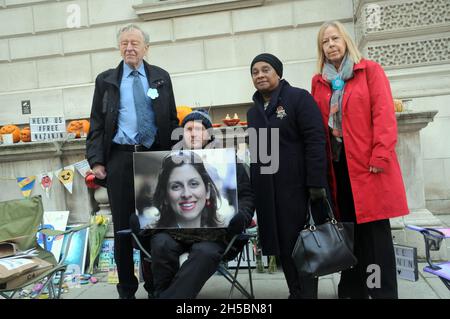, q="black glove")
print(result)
[308,187,326,202]
[94,177,107,188]
[227,214,247,236]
